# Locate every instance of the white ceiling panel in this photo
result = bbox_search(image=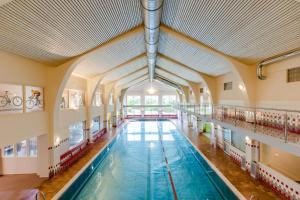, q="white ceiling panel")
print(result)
[156,56,202,82]
[101,56,147,84]
[159,30,232,76]
[119,75,148,90]
[115,68,148,87]
[156,68,189,86]
[73,30,145,77]
[128,80,176,92]
[0,0,142,65]
[162,0,300,64]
